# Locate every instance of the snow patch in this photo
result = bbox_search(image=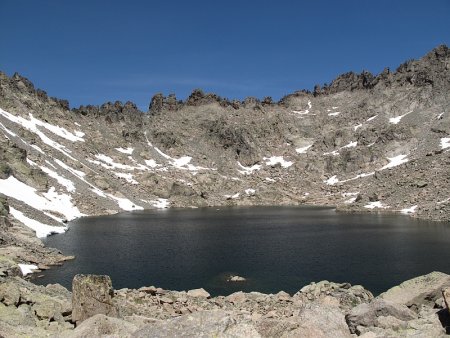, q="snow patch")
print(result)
[54,159,86,178]
[152,198,169,209]
[323,141,357,156]
[39,165,76,192]
[292,100,312,116]
[364,201,388,209]
[107,194,143,211]
[91,154,144,171]
[342,141,357,149]
[27,159,75,193]
[115,147,134,155]
[0,121,17,137]
[245,188,256,195]
[440,138,450,150]
[354,124,362,131]
[145,159,160,168]
[400,205,417,214]
[263,156,293,168]
[328,112,341,116]
[324,172,374,186]
[389,111,413,125]
[295,144,313,154]
[18,263,38,276]
[114,172,138,185]
[0,108,85,142]
[225,193,240,199]
[10,207,67,238]
[366,115,378,122]
[380,154,408,170]
[344,197,357,204]
[324,176,339,185]
[237,162,261,175]
[437,112,445,120]
[0,176,82,221]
